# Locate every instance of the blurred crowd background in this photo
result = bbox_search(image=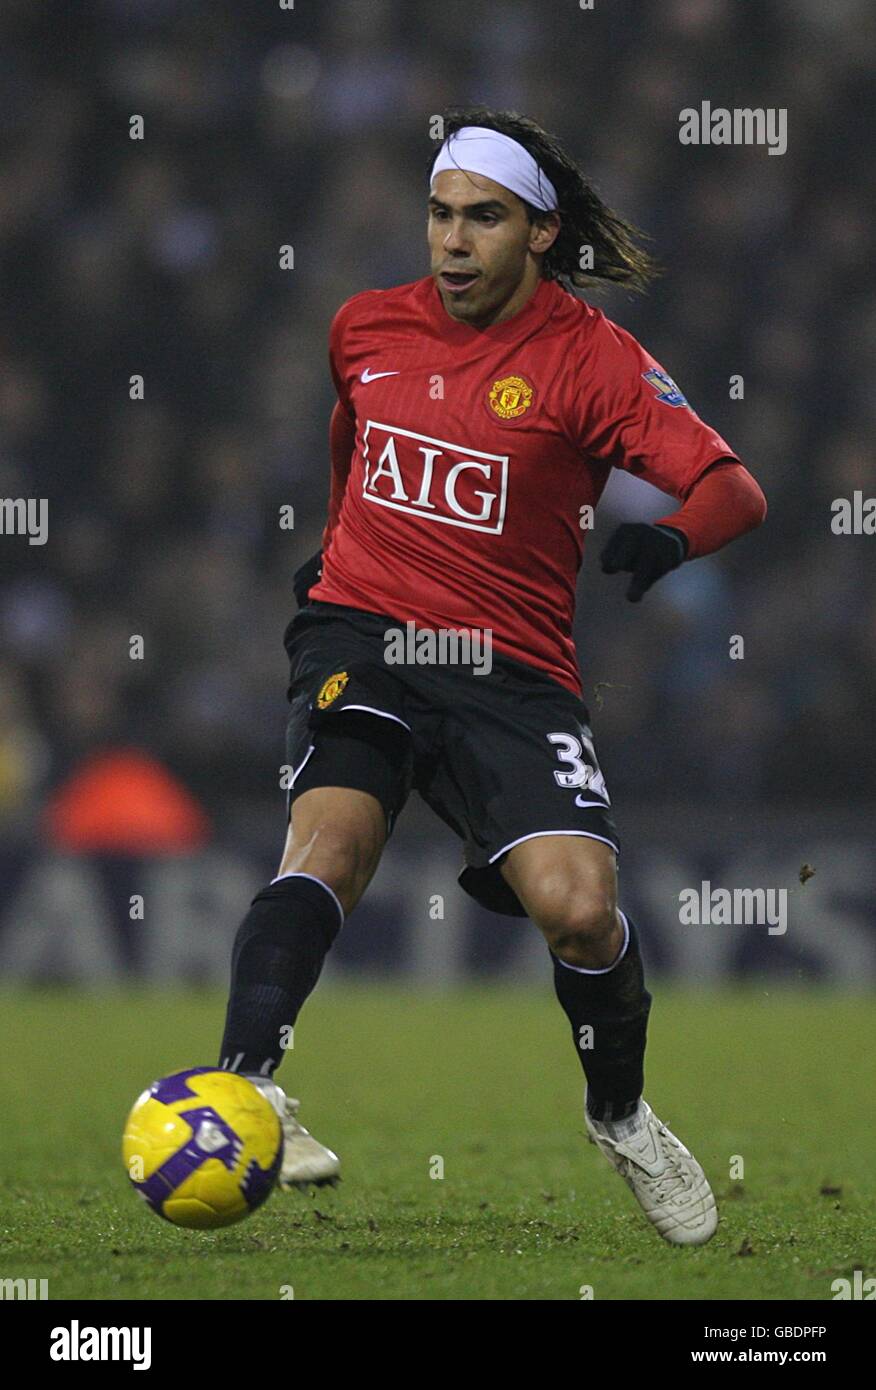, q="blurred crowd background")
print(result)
[1,0,874,837]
